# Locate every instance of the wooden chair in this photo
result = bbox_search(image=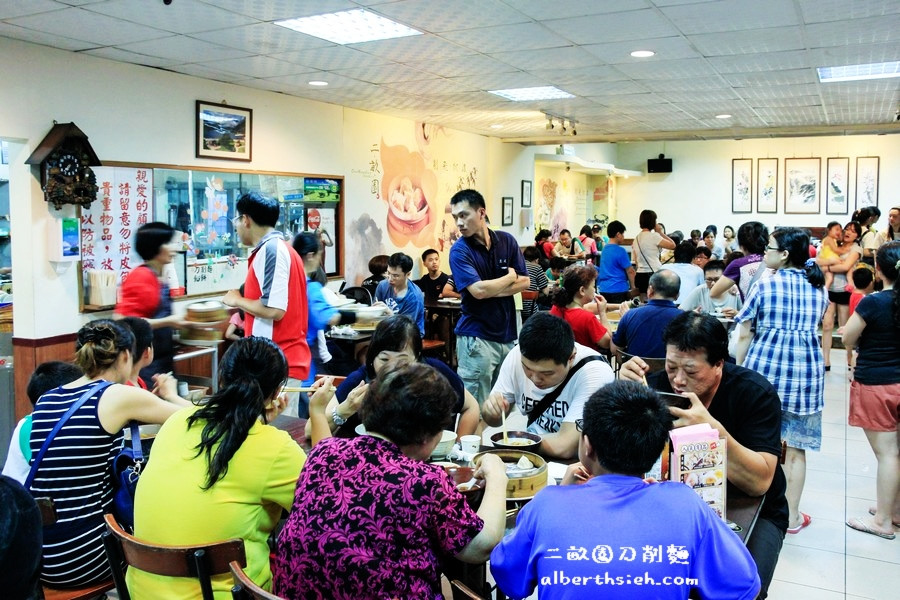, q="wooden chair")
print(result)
[229,561,285,600]
[101,513,246,600]
[451,579,487,600]
[341,286,372,306]
[615,349,666,378]
[33,498,116,600]
[422,338,447,362]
